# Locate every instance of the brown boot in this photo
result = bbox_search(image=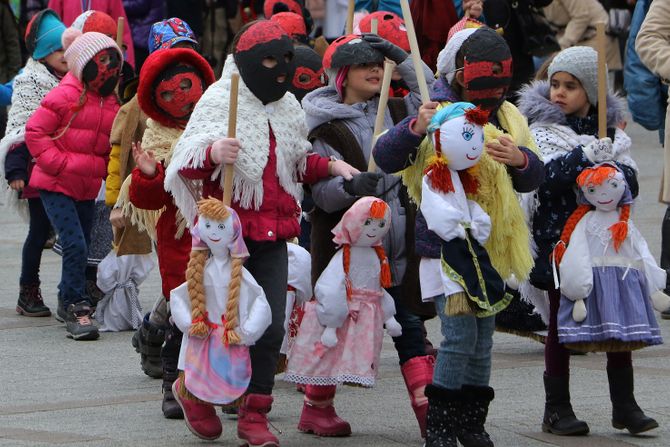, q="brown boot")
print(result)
[16,284,51,317]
